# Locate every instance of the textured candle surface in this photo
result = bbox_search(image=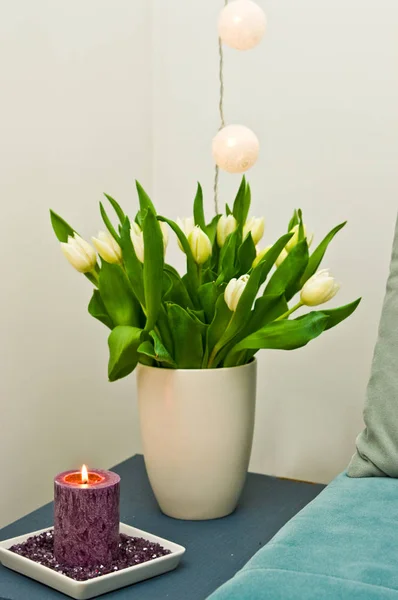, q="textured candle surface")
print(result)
[54,469,120,568]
